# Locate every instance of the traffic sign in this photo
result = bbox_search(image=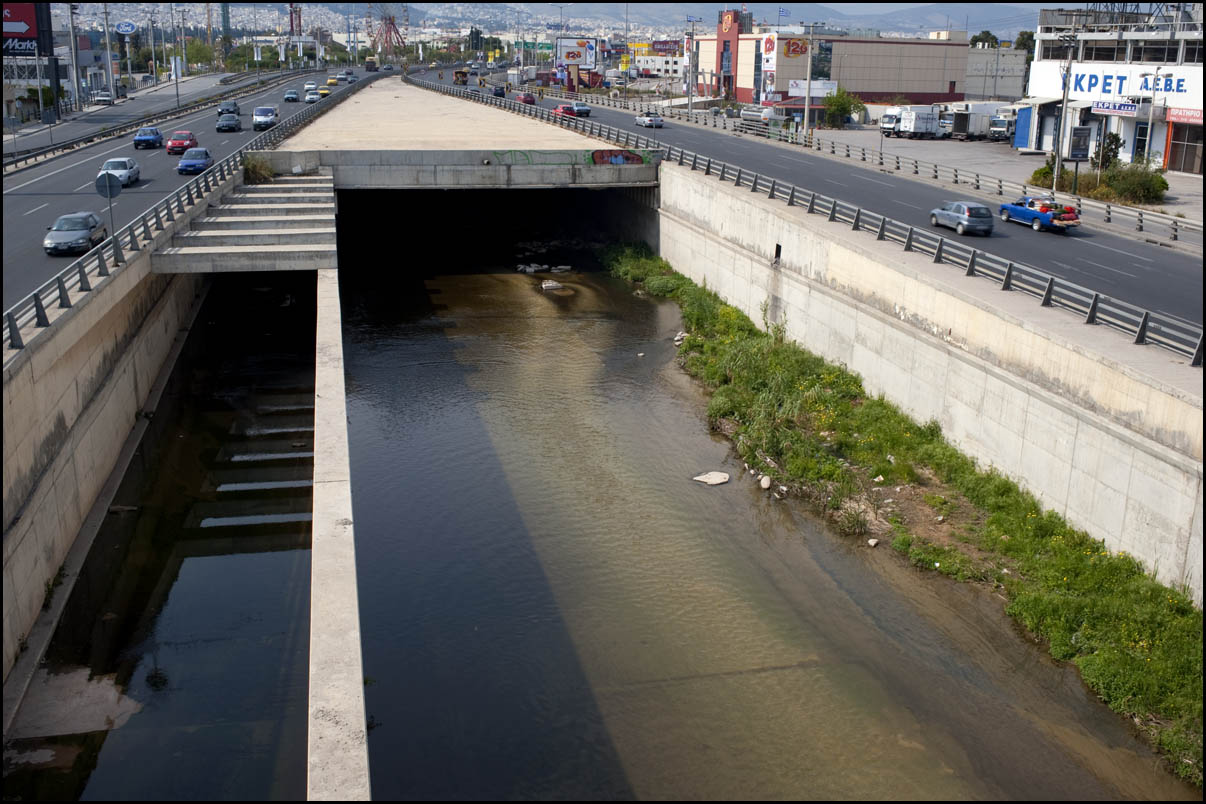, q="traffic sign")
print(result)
[95,173,123,199]
[115,21,136,35]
